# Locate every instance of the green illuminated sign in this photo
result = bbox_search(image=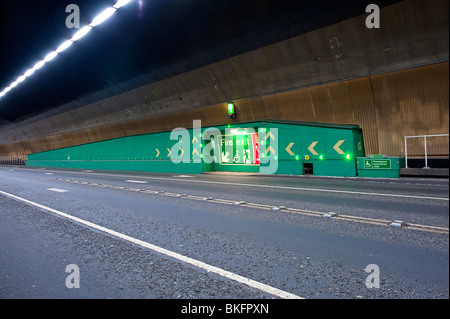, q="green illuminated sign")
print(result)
[227,103,236,119]
[363,159,391,169]
[227,103,235,115]
[220,132,259,165]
